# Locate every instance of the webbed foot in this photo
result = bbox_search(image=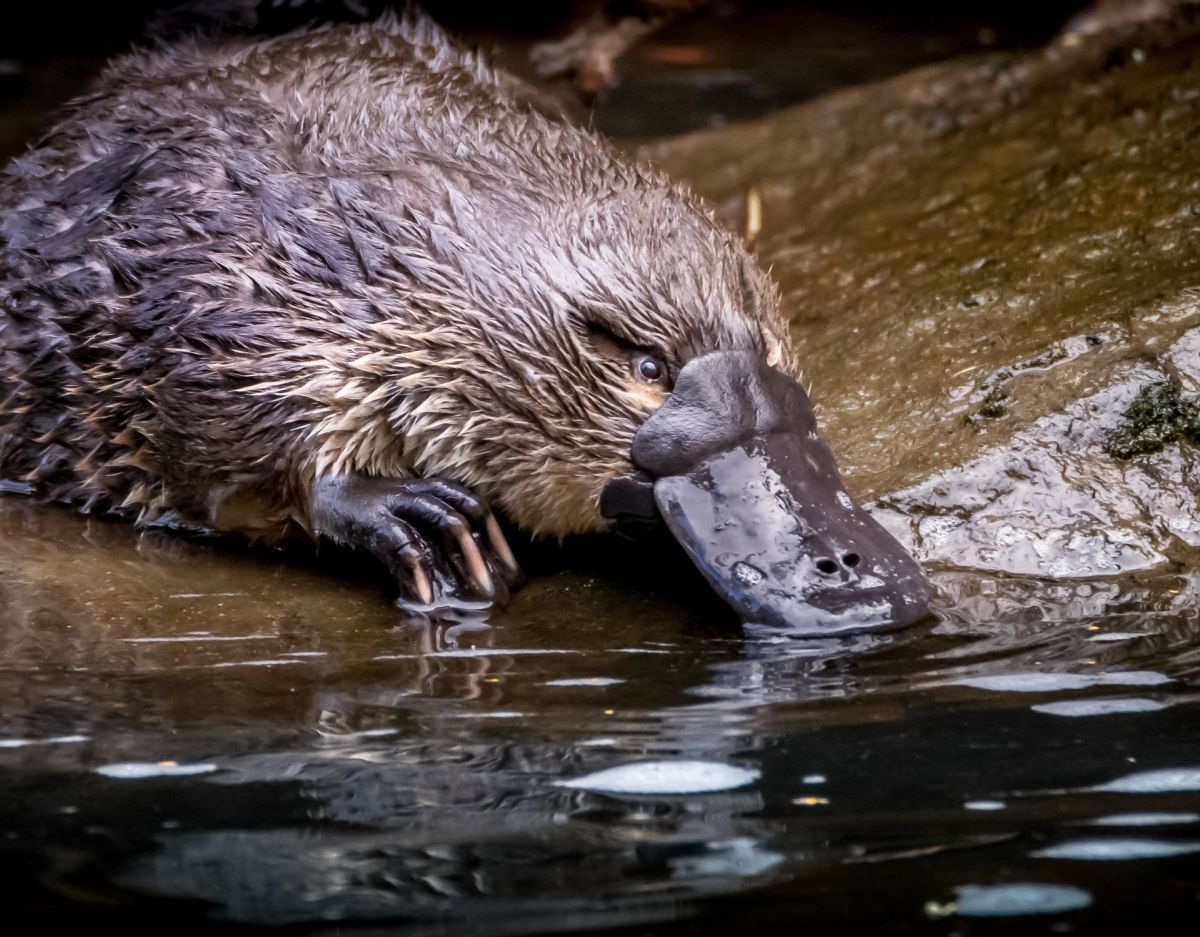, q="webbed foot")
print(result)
[310,474,521,610]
